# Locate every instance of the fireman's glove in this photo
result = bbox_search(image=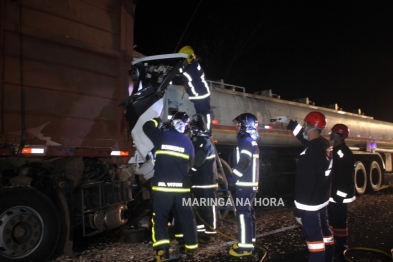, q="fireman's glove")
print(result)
[271,115,290,124]
[227,174,238,186]
[294,208,304,225]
